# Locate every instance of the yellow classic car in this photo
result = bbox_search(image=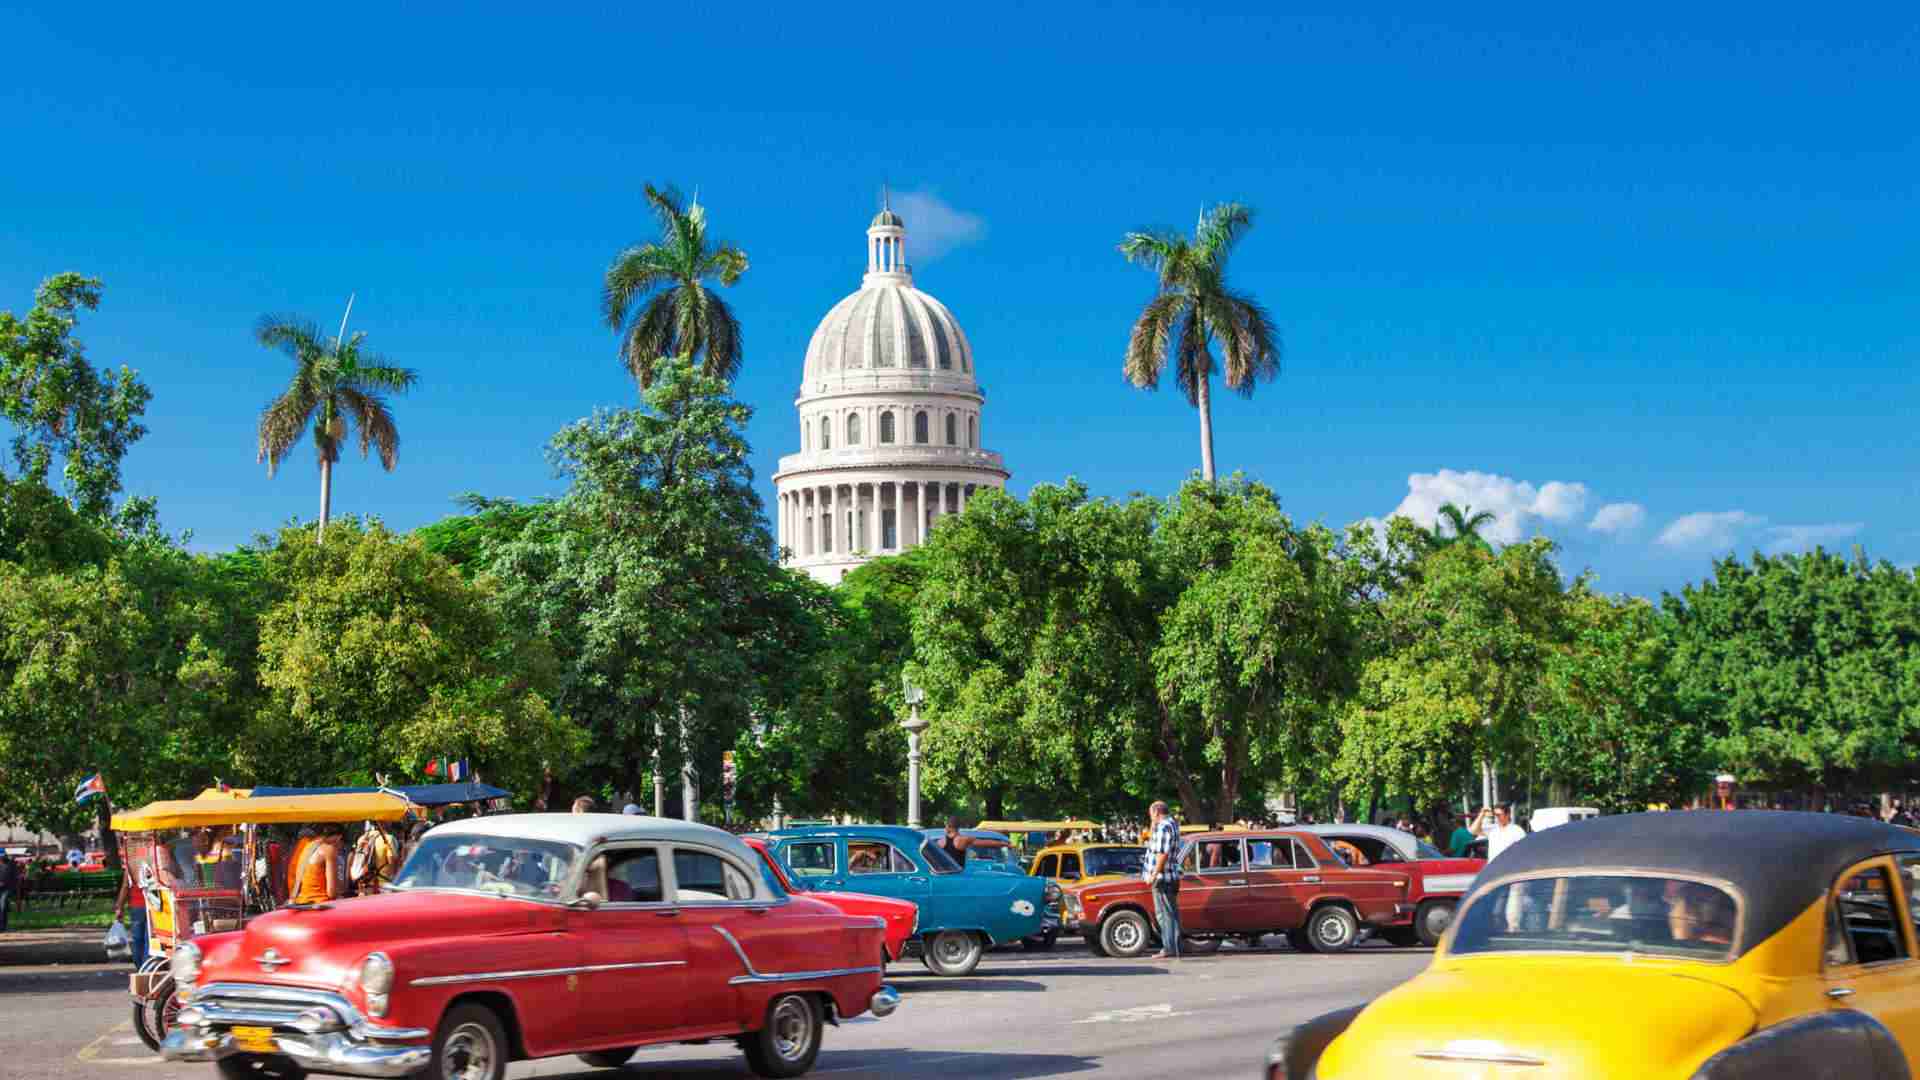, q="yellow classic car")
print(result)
[1028,842,1146,888]
[1269,811,1920,1080]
